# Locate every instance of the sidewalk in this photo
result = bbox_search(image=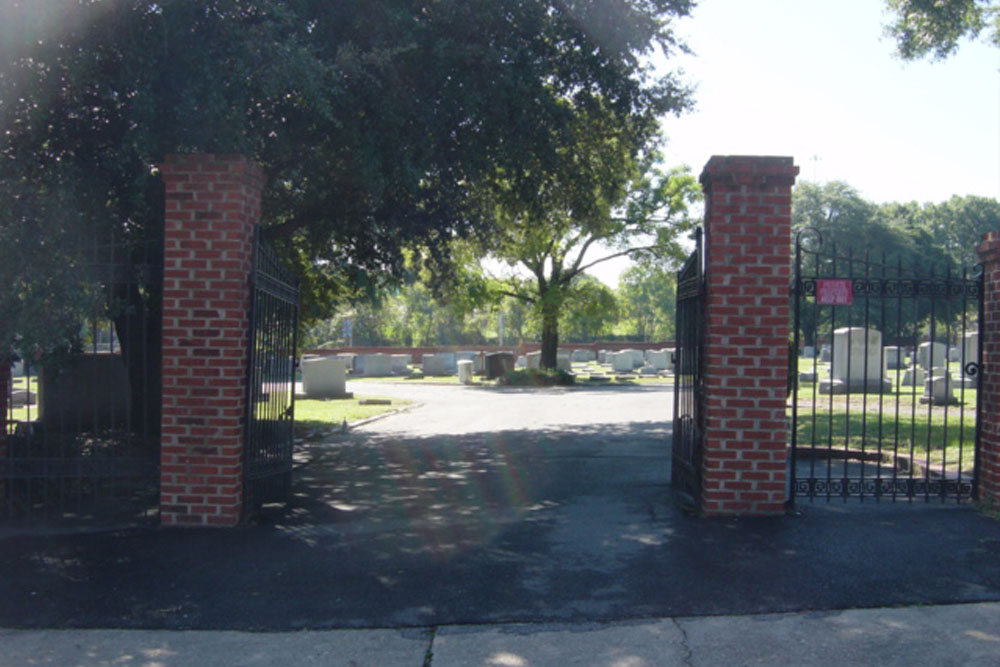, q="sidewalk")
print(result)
[3,602,999,666]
